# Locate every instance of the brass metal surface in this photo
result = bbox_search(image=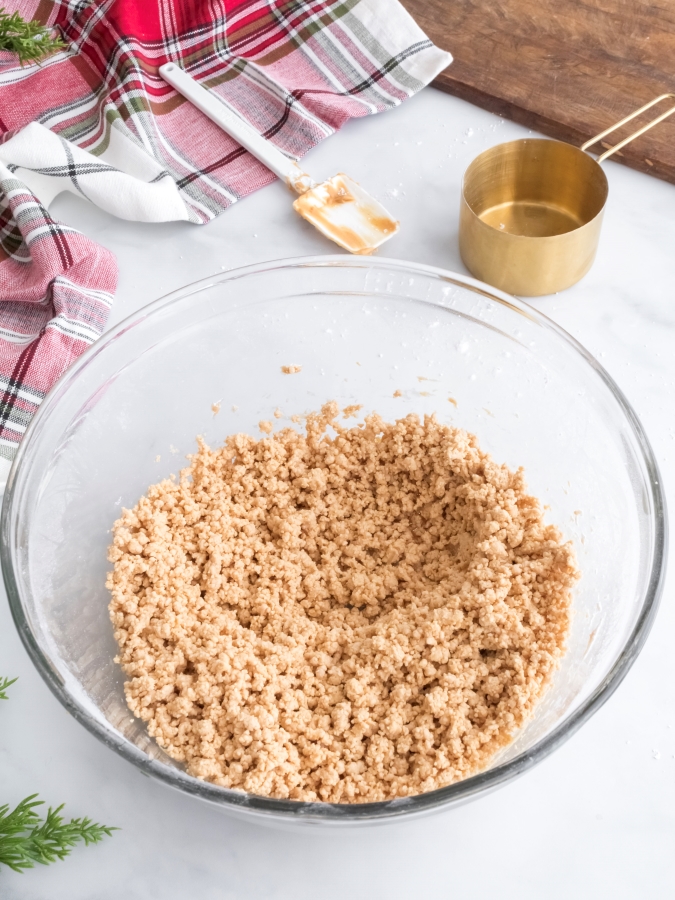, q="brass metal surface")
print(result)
[583,93,675,162]
[459,94,675,296]
[459,139,607,295]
